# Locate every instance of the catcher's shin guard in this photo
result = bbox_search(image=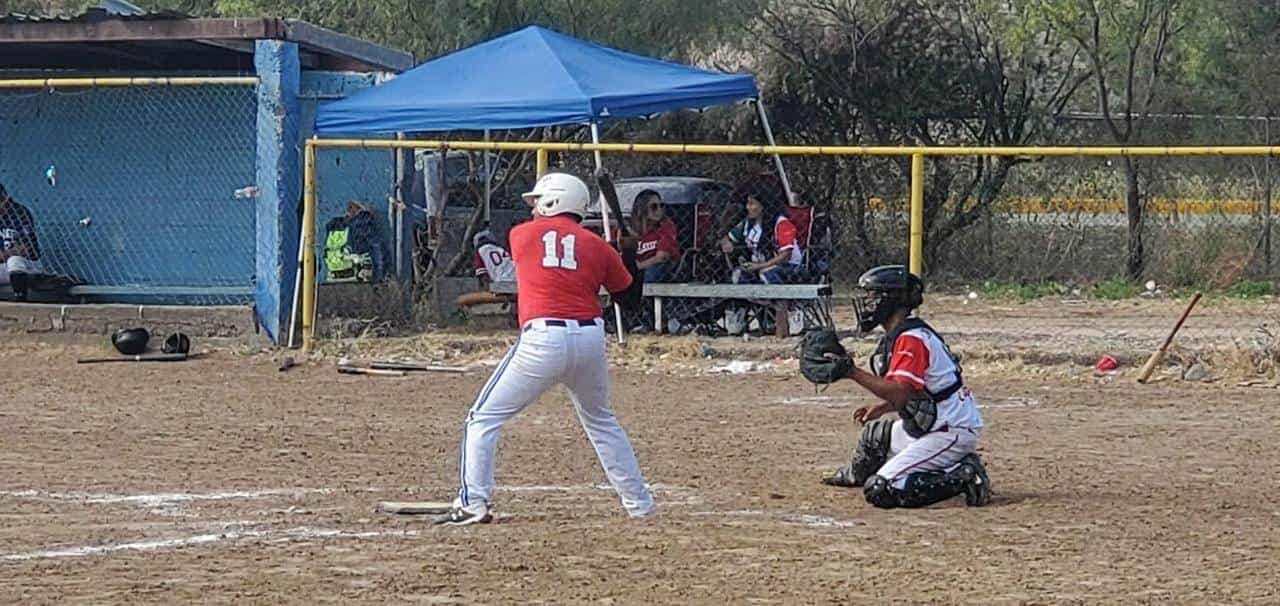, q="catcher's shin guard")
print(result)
[863,453,989,509]
[823,418,894,487]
